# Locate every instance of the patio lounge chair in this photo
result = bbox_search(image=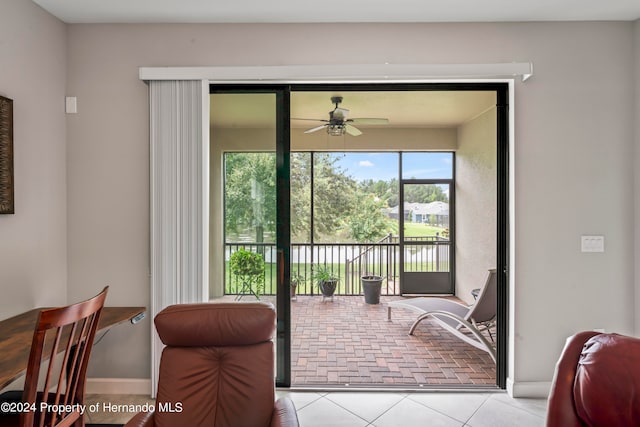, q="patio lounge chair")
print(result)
[387,269,497,363]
